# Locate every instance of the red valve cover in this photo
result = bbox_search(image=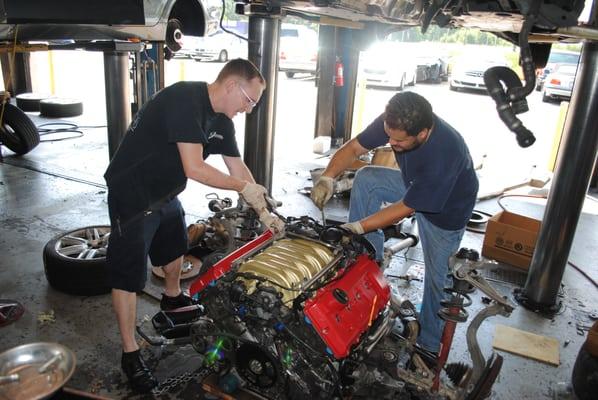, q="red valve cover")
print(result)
[303,254,390,359]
